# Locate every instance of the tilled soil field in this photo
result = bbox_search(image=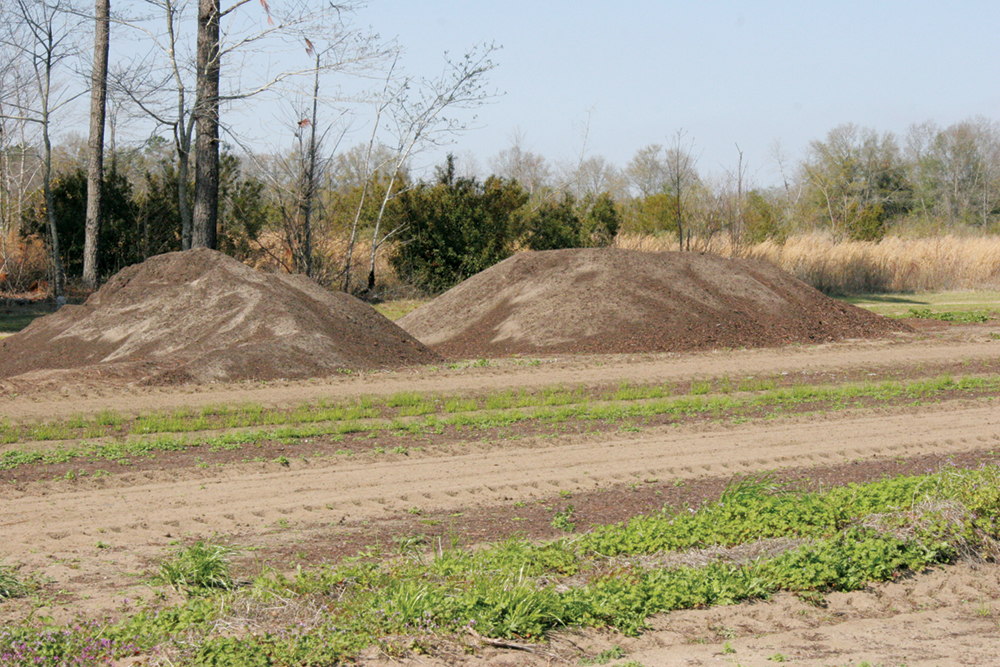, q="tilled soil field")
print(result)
[2,320,1000,666]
